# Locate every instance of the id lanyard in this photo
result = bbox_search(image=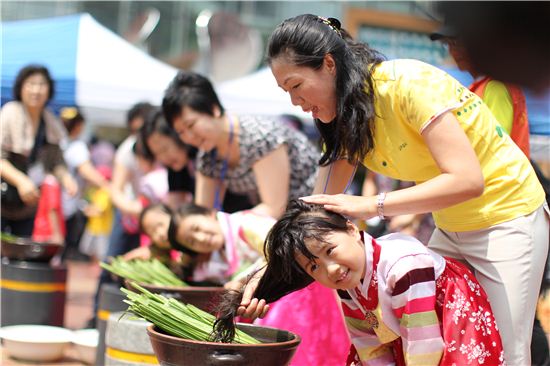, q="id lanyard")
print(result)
[213,115,235,211]
[322,158,358,194]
